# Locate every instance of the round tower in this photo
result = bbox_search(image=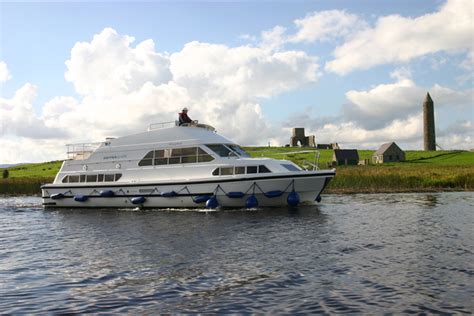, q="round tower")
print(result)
[423,92,436,151]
